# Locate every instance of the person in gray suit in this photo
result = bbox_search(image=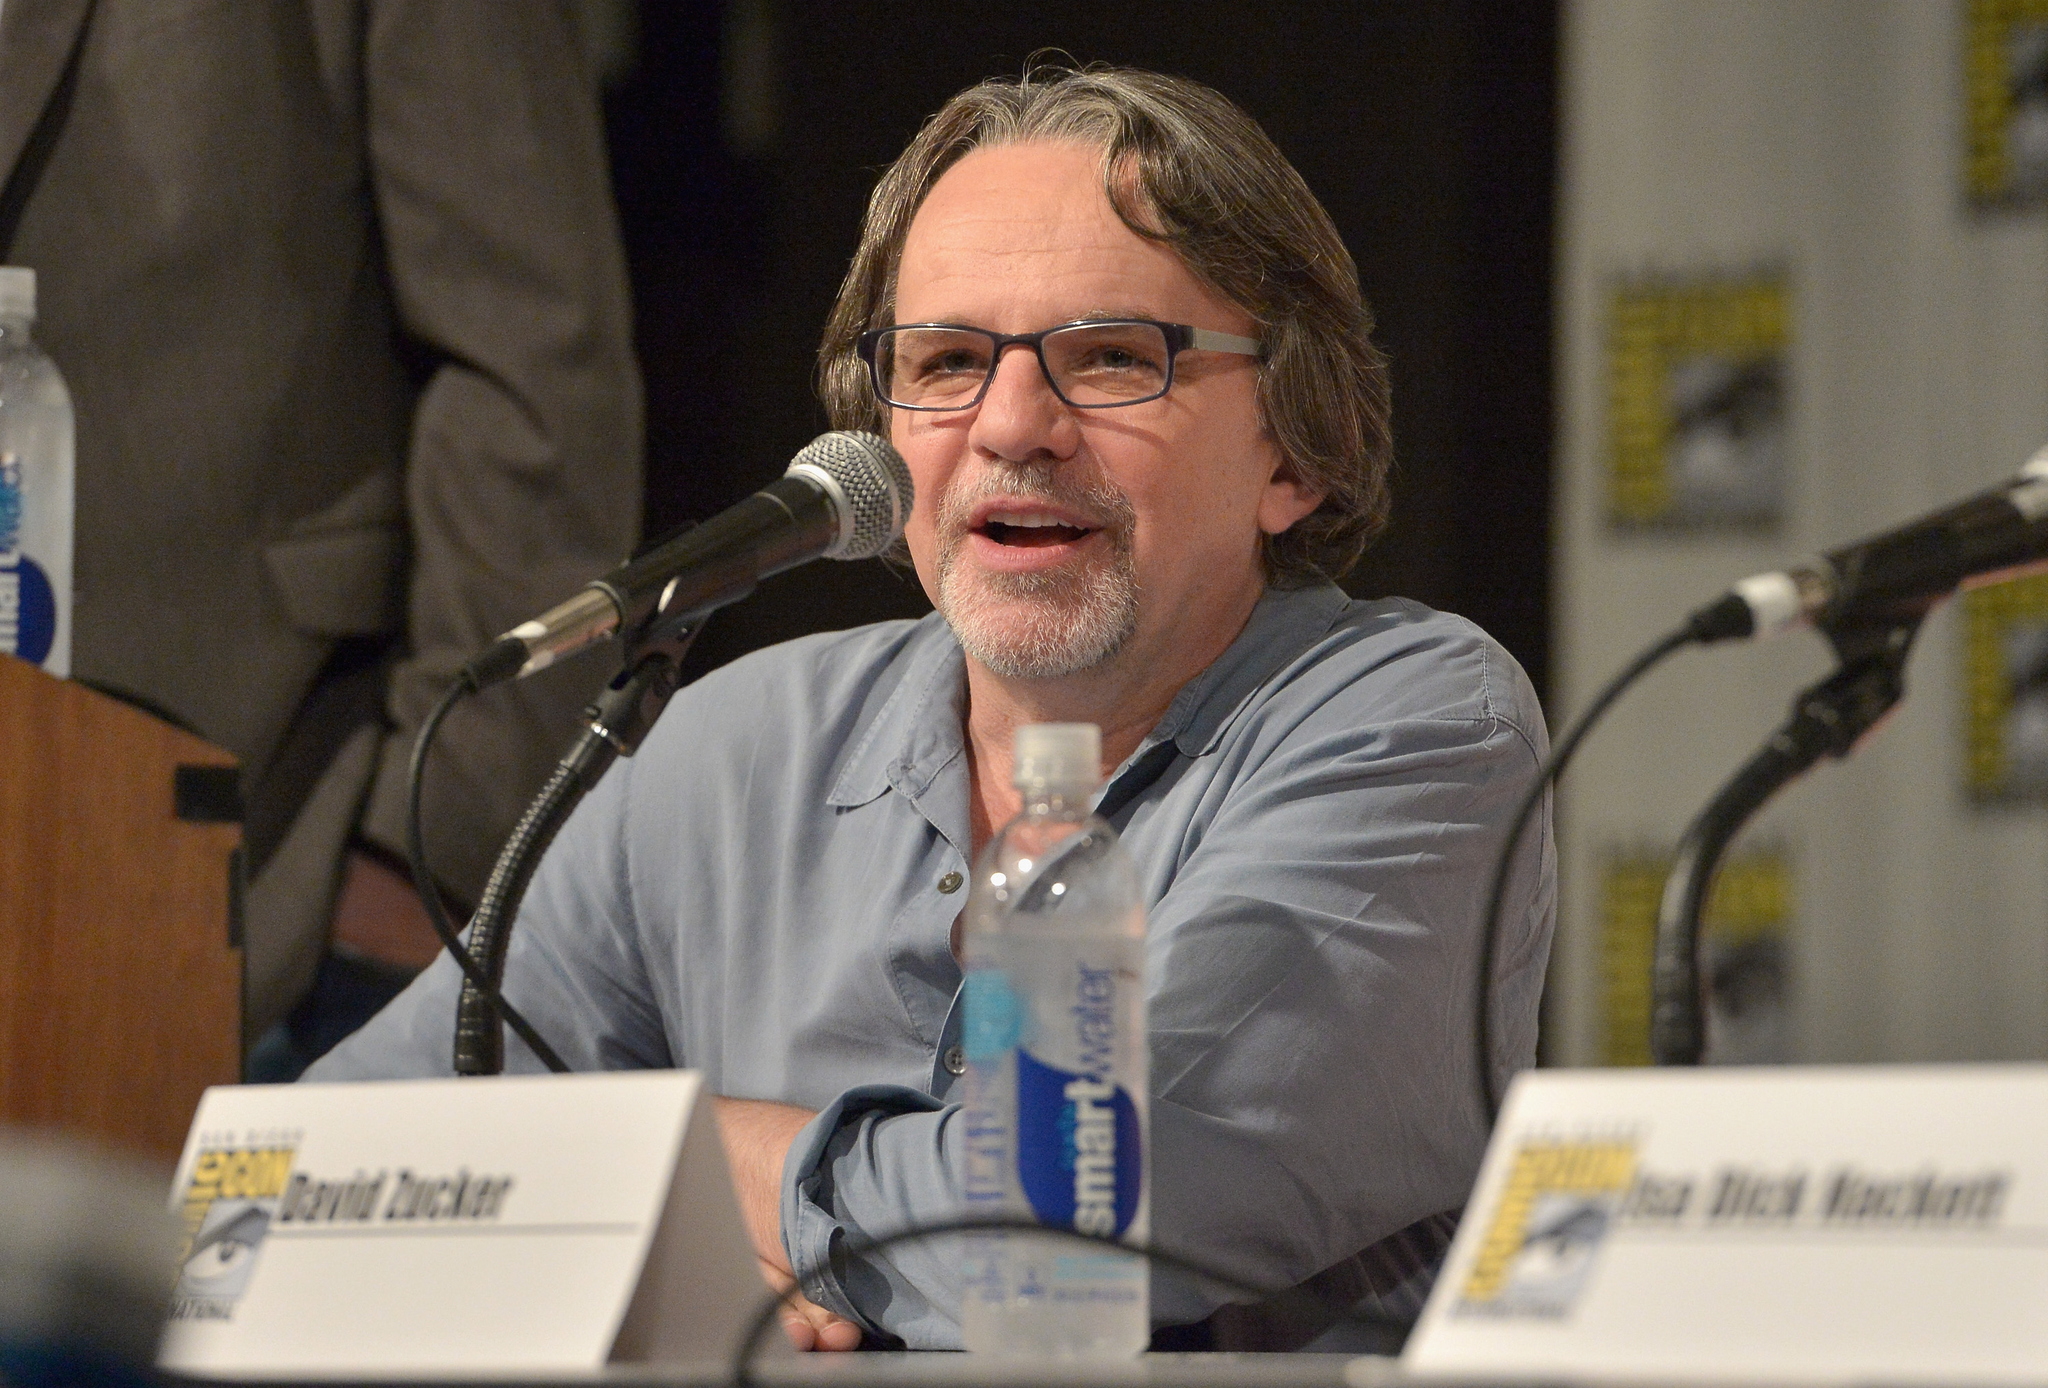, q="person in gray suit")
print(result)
[0,0,643,1061]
